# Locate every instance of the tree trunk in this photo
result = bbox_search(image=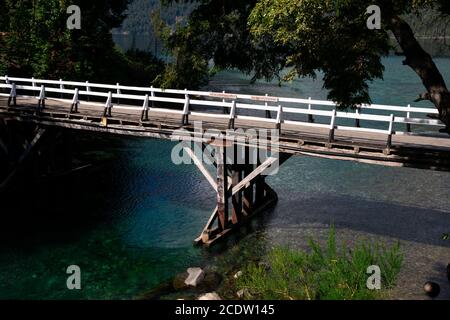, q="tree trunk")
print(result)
[388,15,450,132]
